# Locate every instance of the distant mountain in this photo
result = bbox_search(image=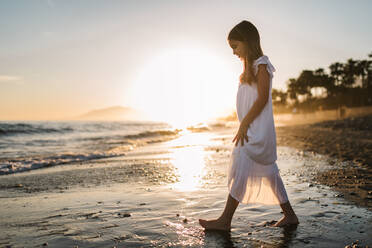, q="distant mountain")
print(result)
[74,106,147,121]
